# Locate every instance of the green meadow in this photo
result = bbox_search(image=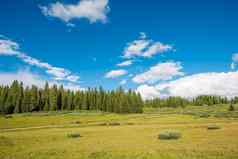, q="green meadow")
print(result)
[1,105,238,159]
